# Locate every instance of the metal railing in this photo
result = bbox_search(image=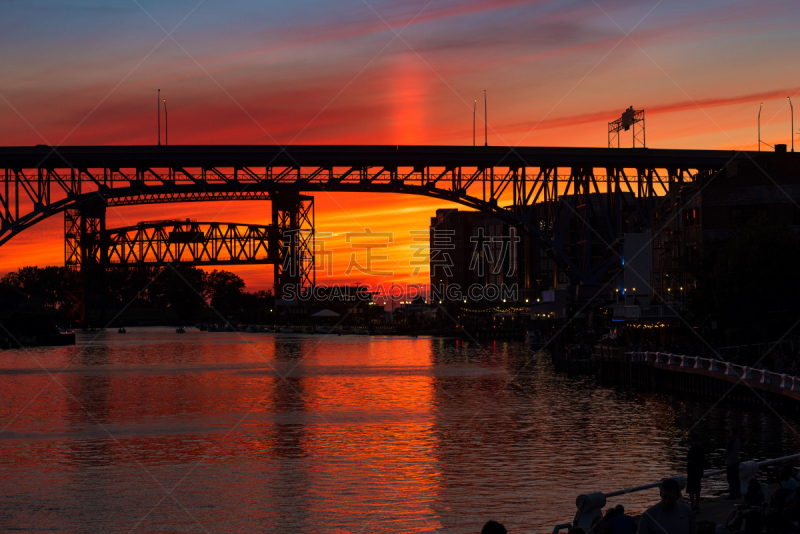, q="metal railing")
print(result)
[624,351,800,392]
